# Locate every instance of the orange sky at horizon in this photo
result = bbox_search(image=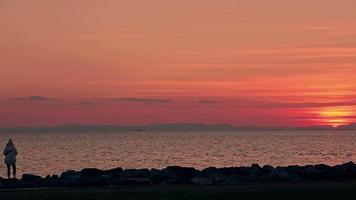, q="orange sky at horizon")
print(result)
[1,0,356,127]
